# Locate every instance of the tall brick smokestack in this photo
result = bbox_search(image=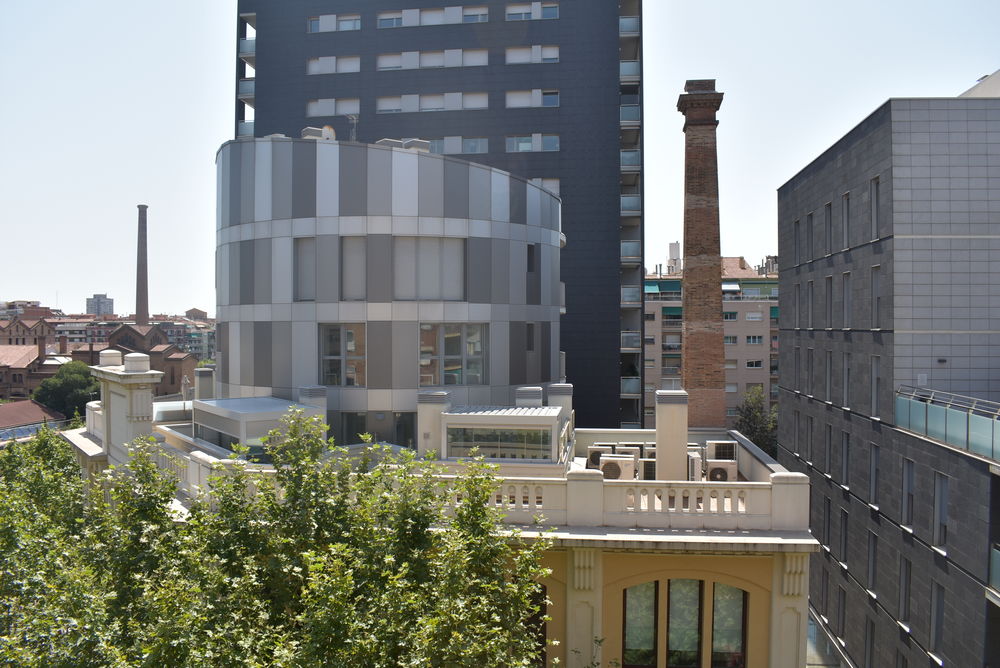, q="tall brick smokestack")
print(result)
[136,204,149,327]
[677,80,725,428]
